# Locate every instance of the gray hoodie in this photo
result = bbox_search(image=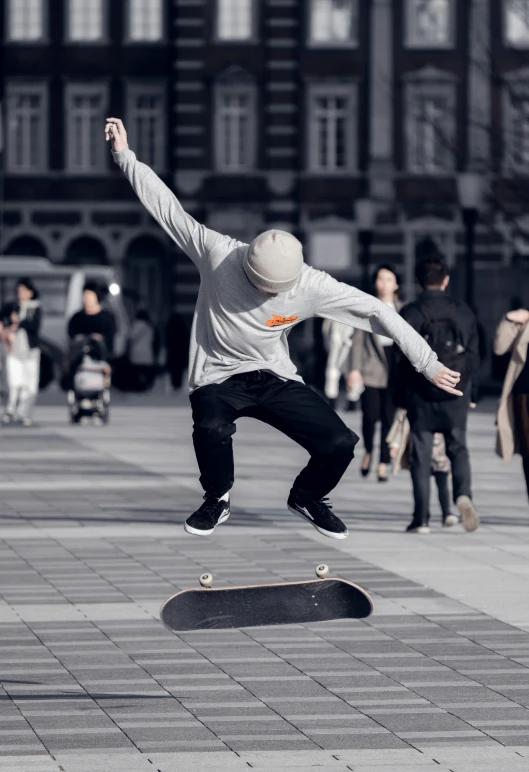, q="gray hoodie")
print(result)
[113,148,441,393]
